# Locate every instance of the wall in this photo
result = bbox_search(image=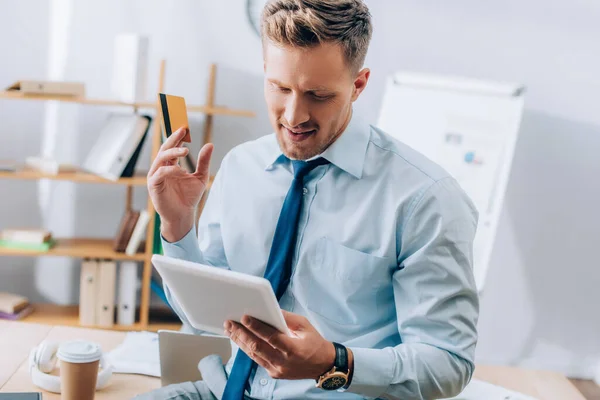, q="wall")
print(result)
[1,0,599,377]
[0,1,50,302]
[362,0,600,378]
